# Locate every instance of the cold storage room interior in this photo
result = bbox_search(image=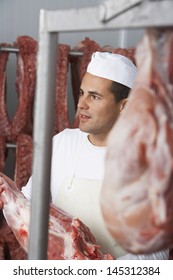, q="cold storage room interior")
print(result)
[0,0,172,261]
